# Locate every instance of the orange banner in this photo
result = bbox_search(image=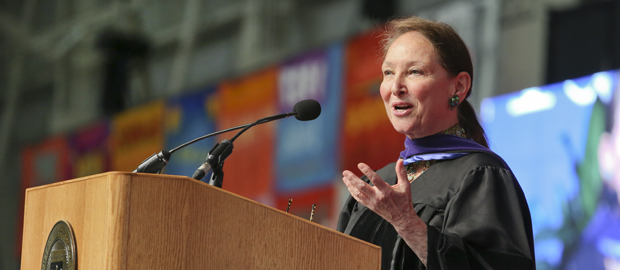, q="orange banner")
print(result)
[215,67,278,202]
[110,100,165,172]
